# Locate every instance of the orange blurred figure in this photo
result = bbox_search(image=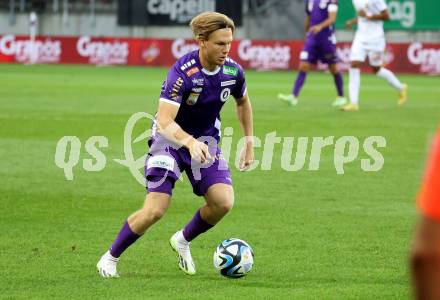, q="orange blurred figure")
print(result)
[411,129,440,300]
